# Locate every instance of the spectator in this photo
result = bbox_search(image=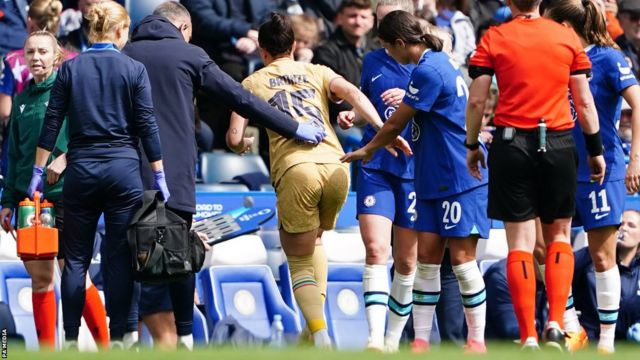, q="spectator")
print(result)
[299,0,342,39]
[290,14,320,63]
[123,2,325,349]
[59,0,109,53]
[484,258,547,340]
[0,0,28,57]
[180,0,281,81]
[616,0,640,79]
[572,209,640,342]
[312,0,377,123]
[435,0,475,68]
[414,0,437,22]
